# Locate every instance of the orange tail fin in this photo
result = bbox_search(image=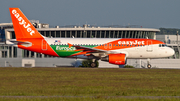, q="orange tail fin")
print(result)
[9,8,43,40]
